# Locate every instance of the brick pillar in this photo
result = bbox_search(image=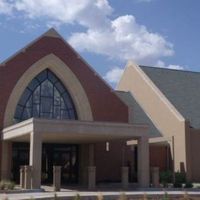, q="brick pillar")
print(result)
[121,166,129,189]
[53,166,61,191]
[138,136,149,188]
[88,166,96,190]
[151,167,159,187]
[20,166,25,188]
[24,166,32,189]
